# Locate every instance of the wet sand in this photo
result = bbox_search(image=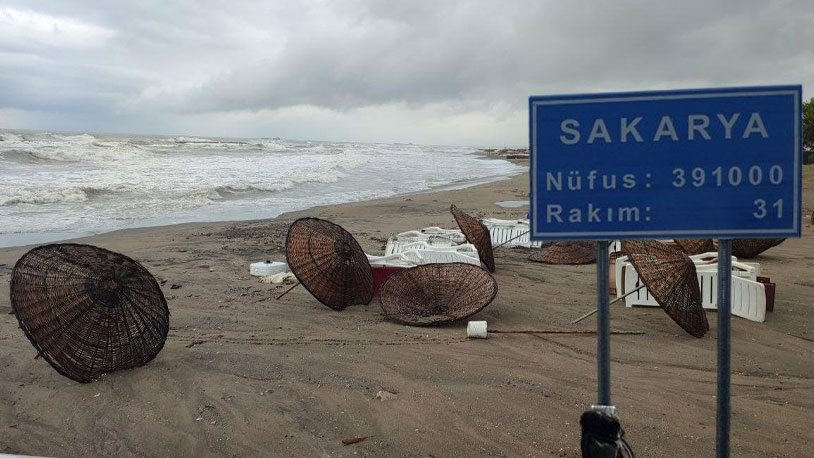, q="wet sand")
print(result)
[1,164,813,457]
